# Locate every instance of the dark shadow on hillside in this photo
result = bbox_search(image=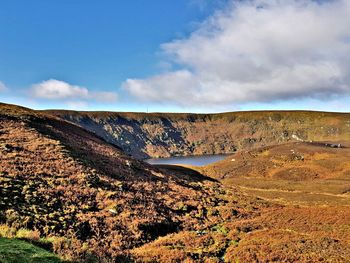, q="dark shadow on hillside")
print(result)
[154,164,219,183]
